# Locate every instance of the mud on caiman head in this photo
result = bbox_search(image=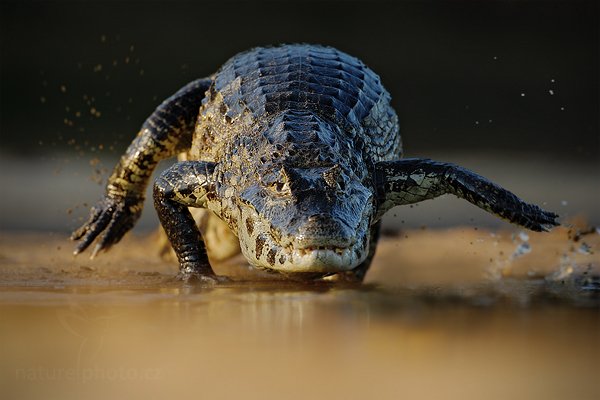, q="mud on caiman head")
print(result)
[212,111,375,274]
